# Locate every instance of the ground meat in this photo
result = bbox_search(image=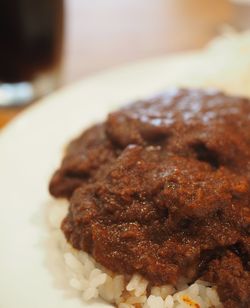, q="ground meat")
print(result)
[203,252,250,308]
[49,89,250,307]
[49,124,120,198]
